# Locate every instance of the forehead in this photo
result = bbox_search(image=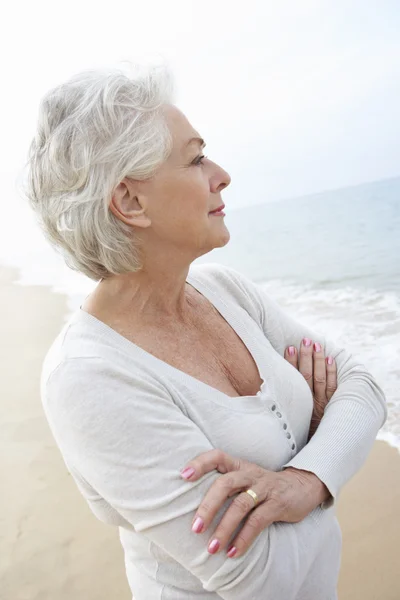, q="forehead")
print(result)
[162,104,203,153]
